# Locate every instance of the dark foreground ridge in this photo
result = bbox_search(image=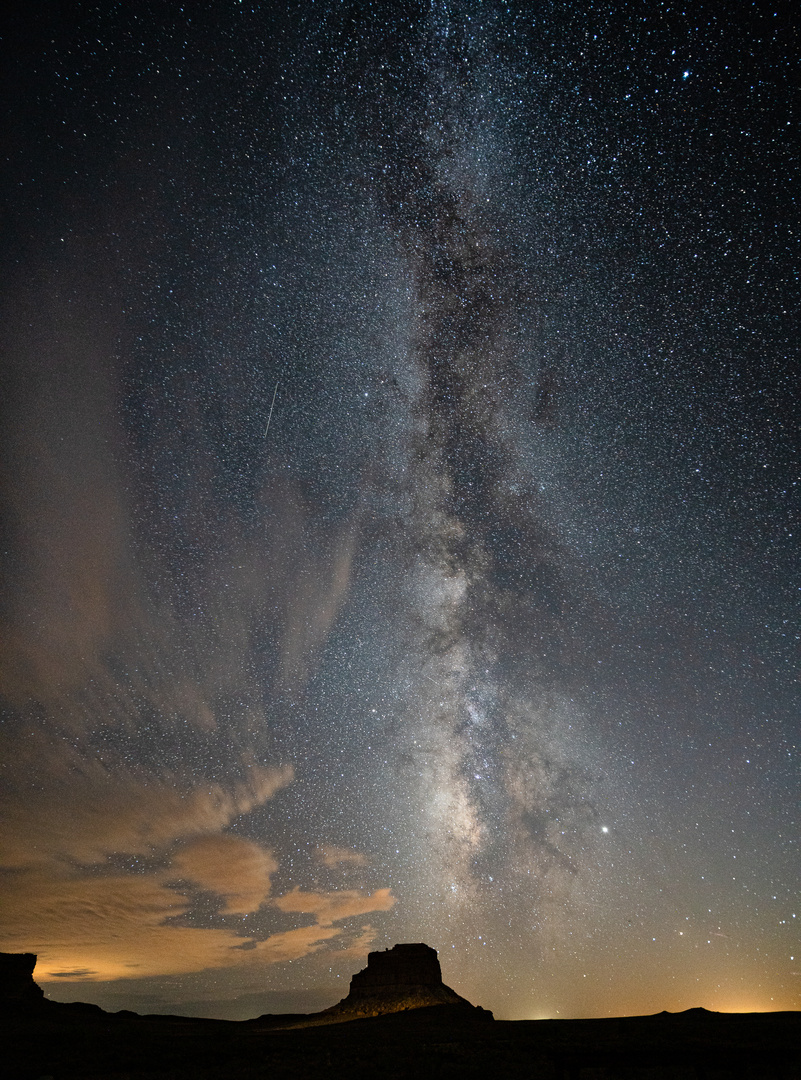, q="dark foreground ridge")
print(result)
[2,951,798,1079]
